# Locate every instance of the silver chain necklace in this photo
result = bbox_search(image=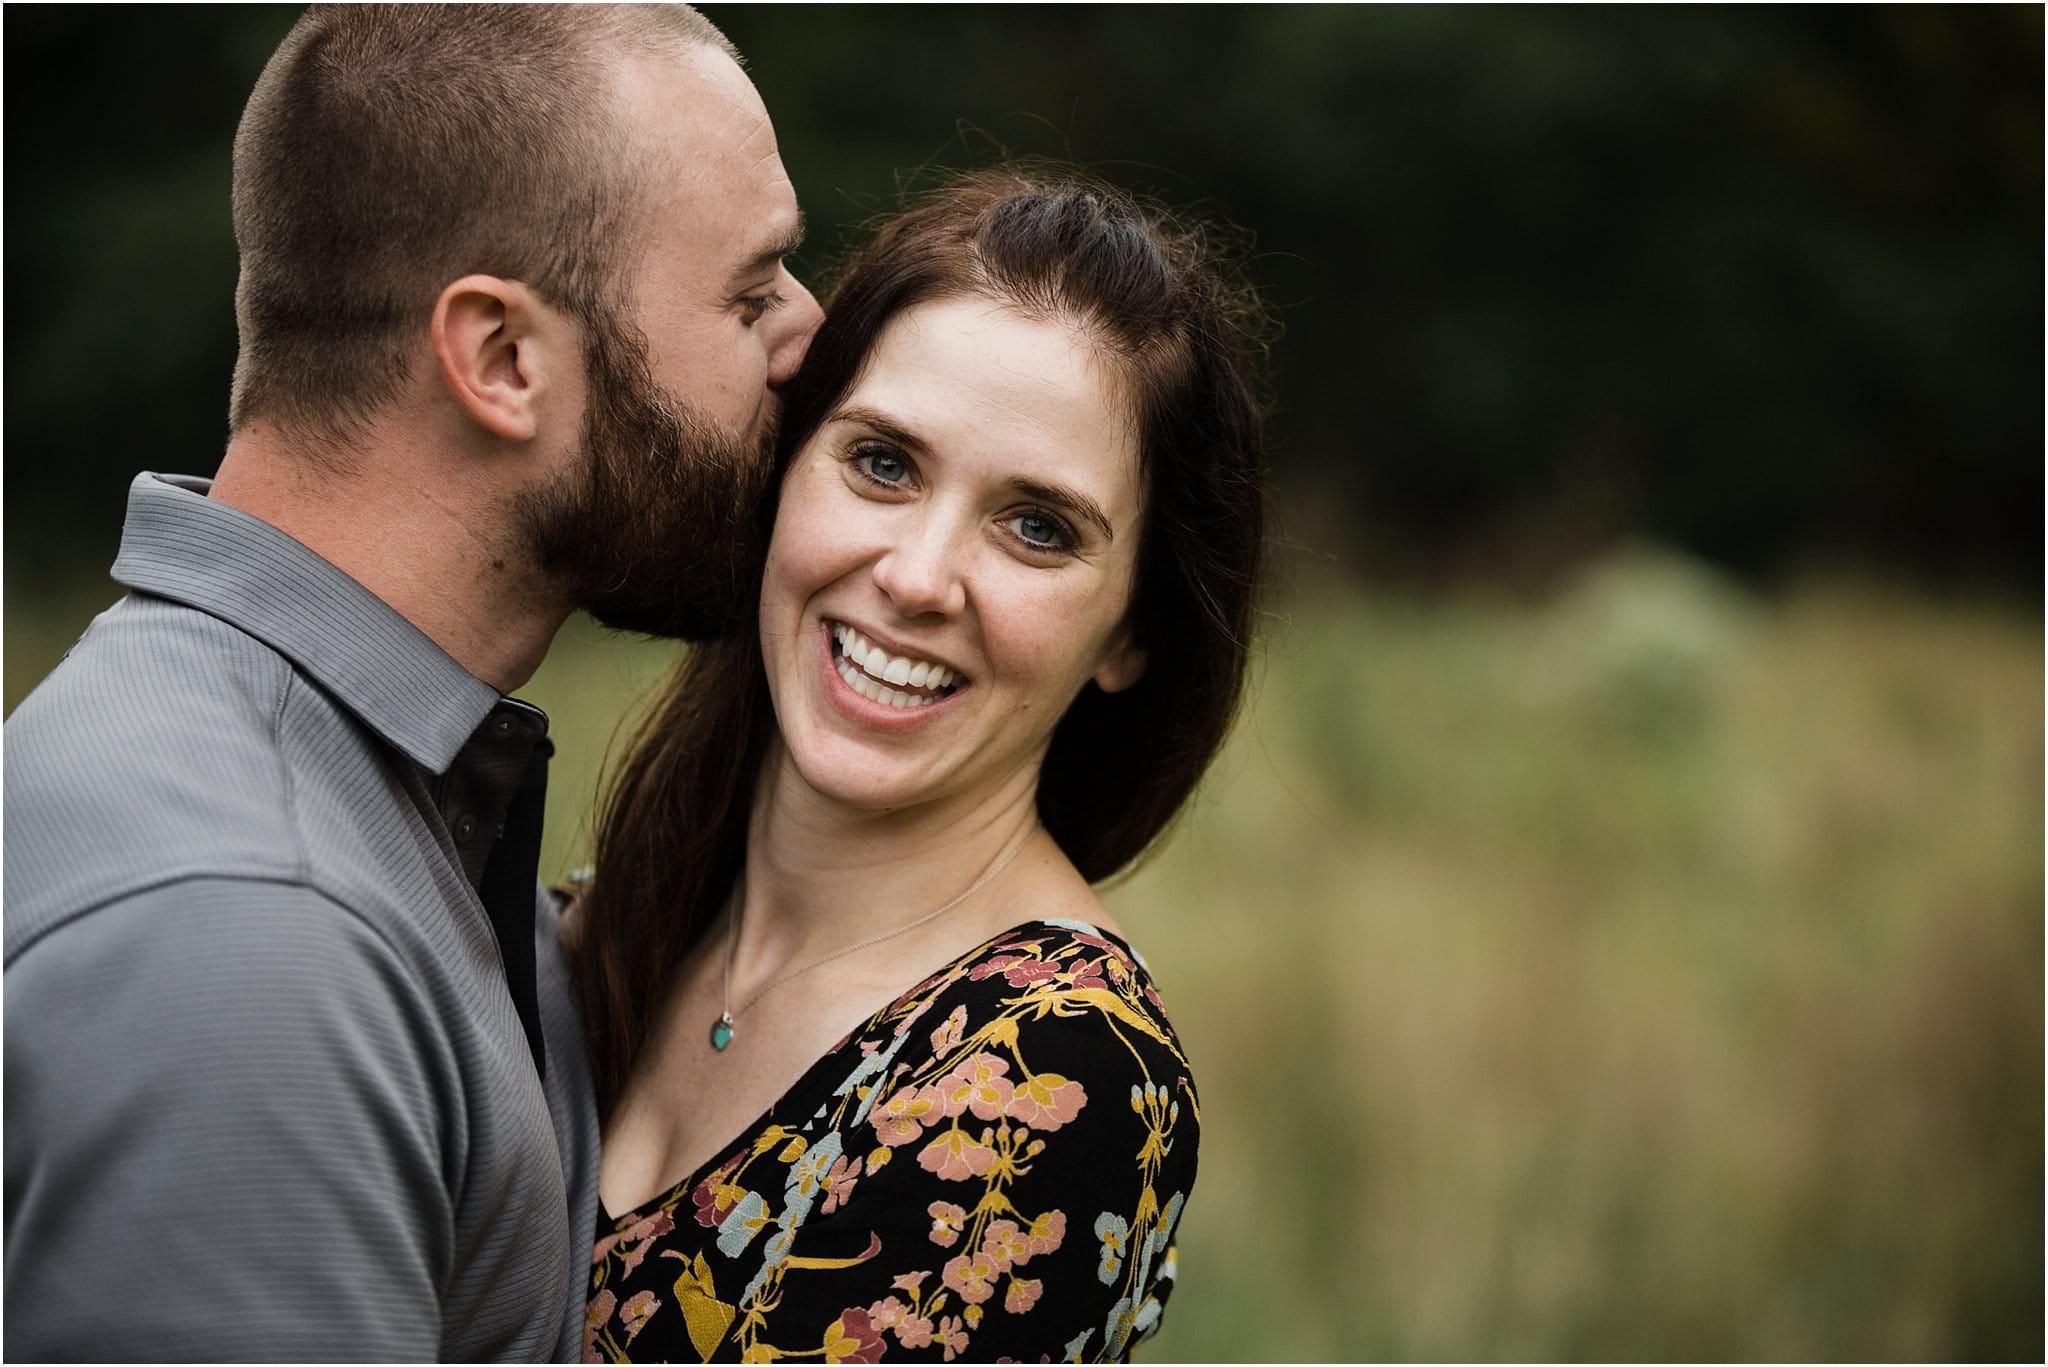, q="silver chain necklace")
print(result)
[709,824,1039,1053]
